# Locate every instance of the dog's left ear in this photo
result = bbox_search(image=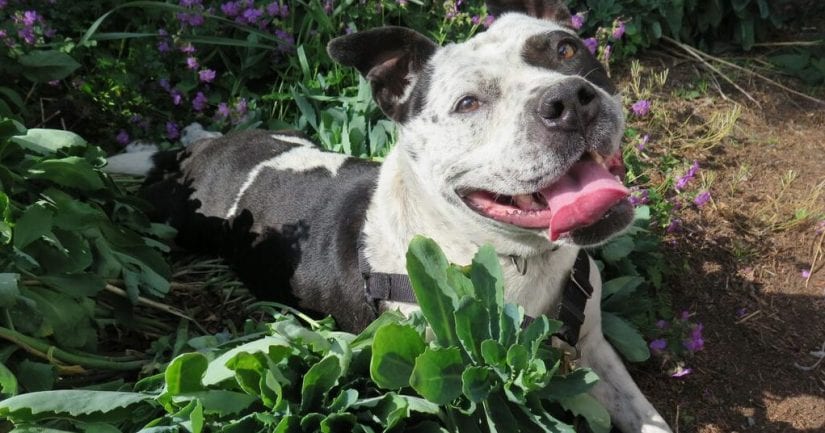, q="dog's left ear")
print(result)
[328,27,437,123]
[486,0,572,25]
